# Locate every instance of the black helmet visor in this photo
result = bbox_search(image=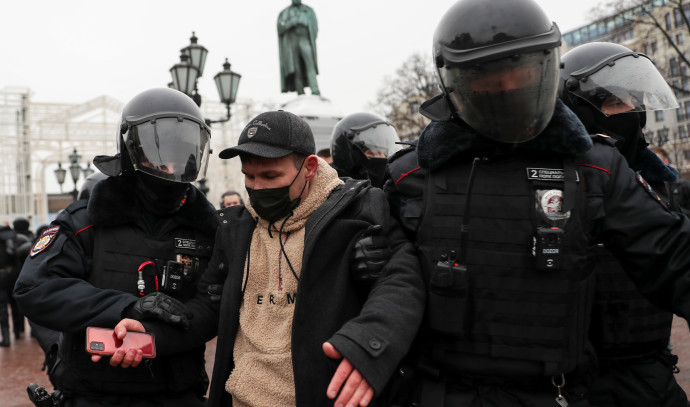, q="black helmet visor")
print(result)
[566,53,678,116]
[123,116,210,182]
[441,49,560,143]
[351,123,402,158]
